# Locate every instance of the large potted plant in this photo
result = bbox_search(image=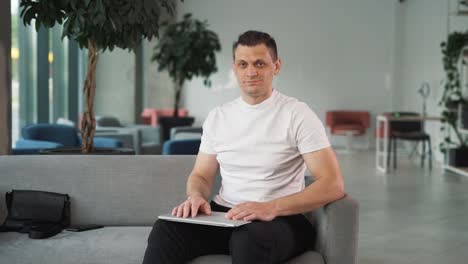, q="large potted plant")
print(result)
[20,0,176,153]
[440,31,468,166]
[151,13,221,142]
